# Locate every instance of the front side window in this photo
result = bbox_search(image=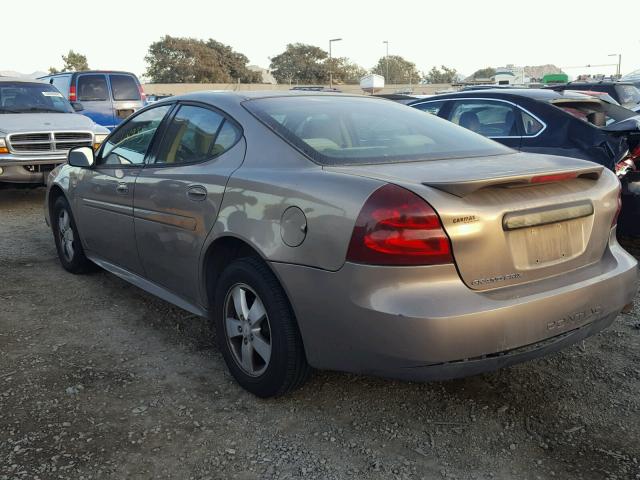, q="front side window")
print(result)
[77,75,108,102]
[449,100,519,137]
[245,96,510,165]
[0,82,74,114]
[101,105,171,166]
[412,100,446,116]
[110,74,140,101]
[154,105,240,165]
